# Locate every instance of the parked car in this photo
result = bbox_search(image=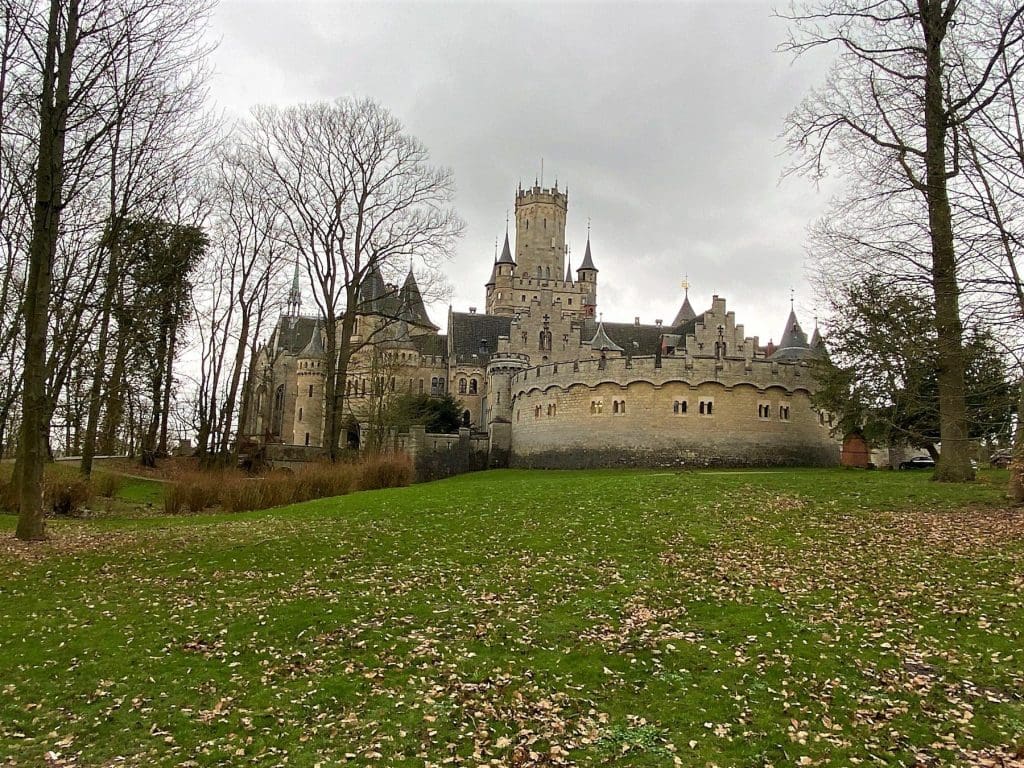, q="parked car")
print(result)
[991,450,1012,469]
[899,456,936,470]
